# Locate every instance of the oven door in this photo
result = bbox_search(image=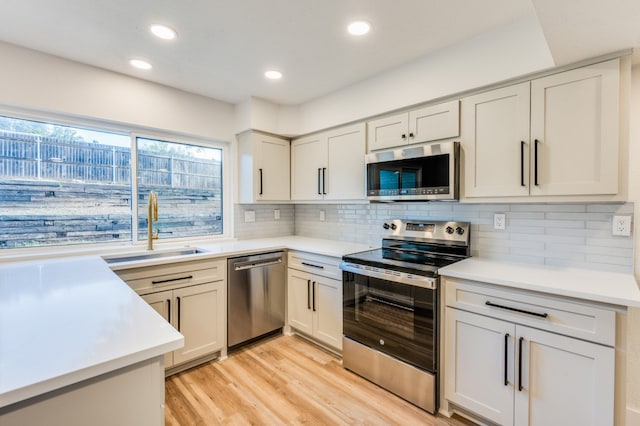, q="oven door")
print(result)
[342,269,437,373]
